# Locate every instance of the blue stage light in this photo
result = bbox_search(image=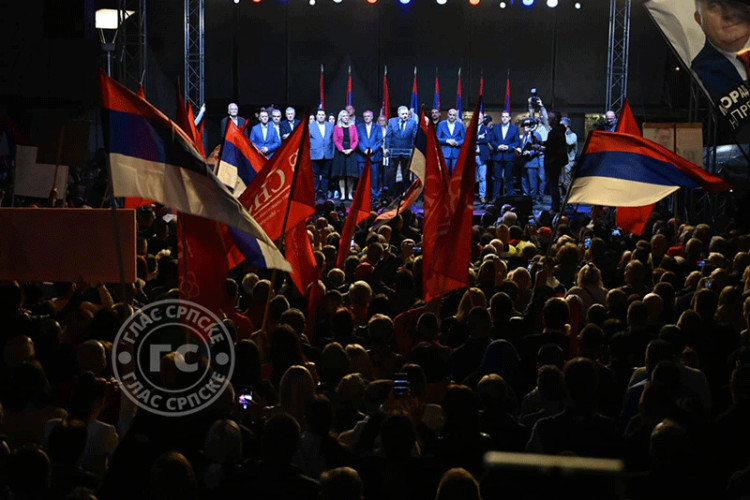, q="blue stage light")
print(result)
[522,0,534,5]
[400,0,410,5]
